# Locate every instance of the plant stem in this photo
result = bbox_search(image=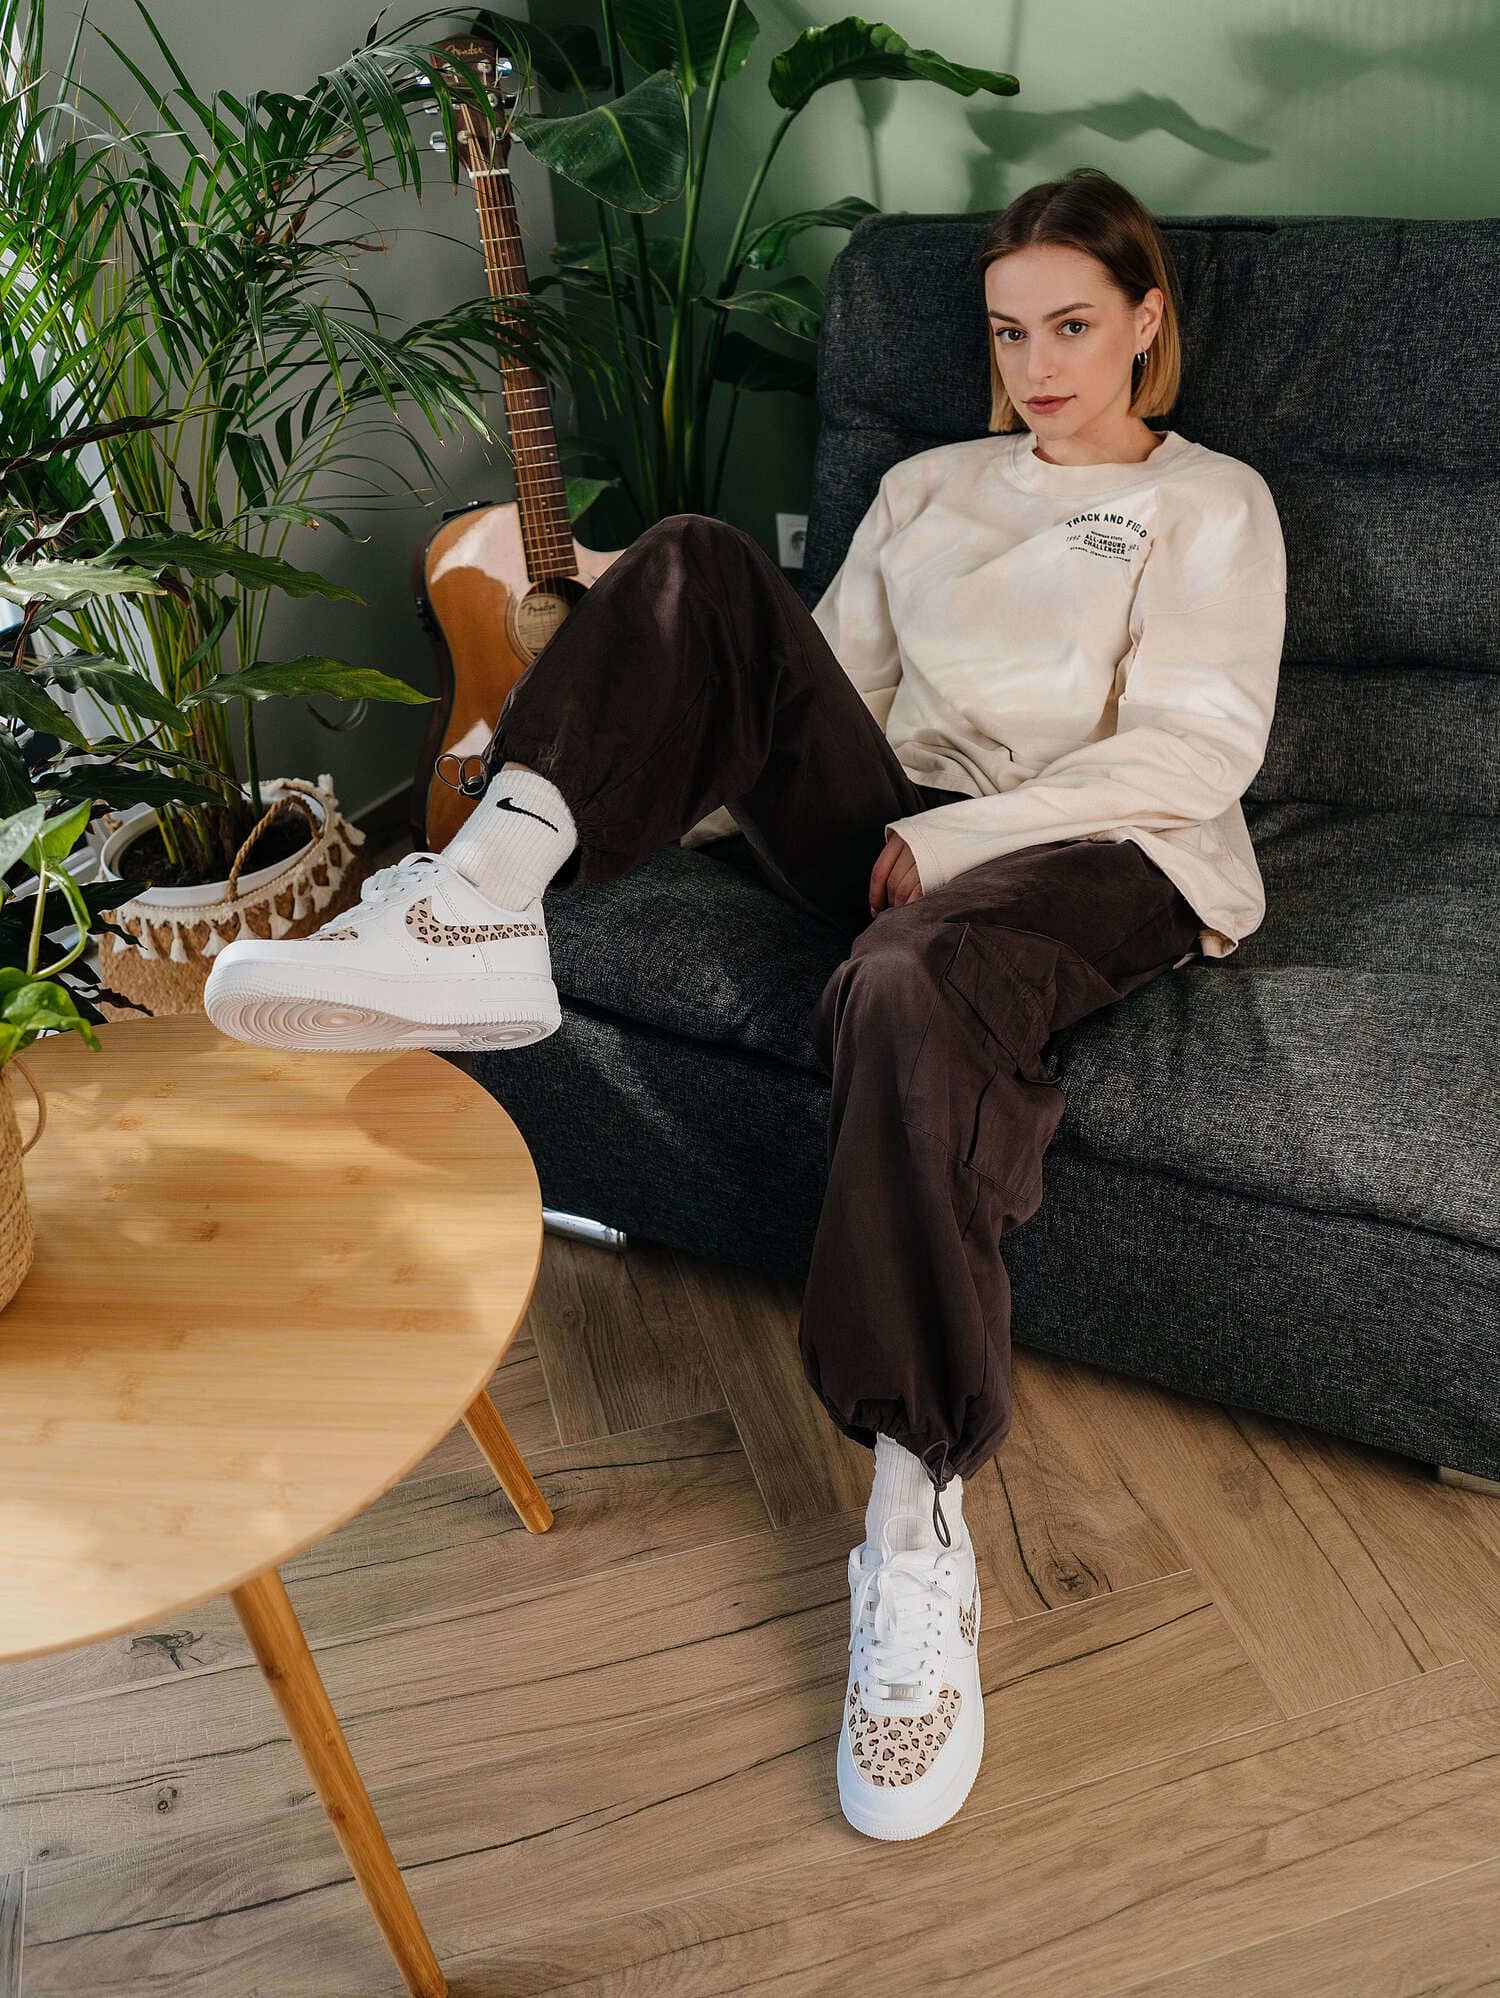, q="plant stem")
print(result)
[692,107,798,501]
[708,381,744,518]
[240,693,259,809]
[666,0,743,508]
[596,0,668,517]
[25,855,46,977]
